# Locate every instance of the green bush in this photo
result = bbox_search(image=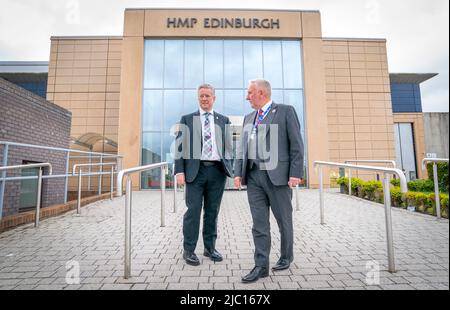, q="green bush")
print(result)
[390,179,400,187]
[338,176,448,219]
[427,162,449,193]
[407,179,435,193]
